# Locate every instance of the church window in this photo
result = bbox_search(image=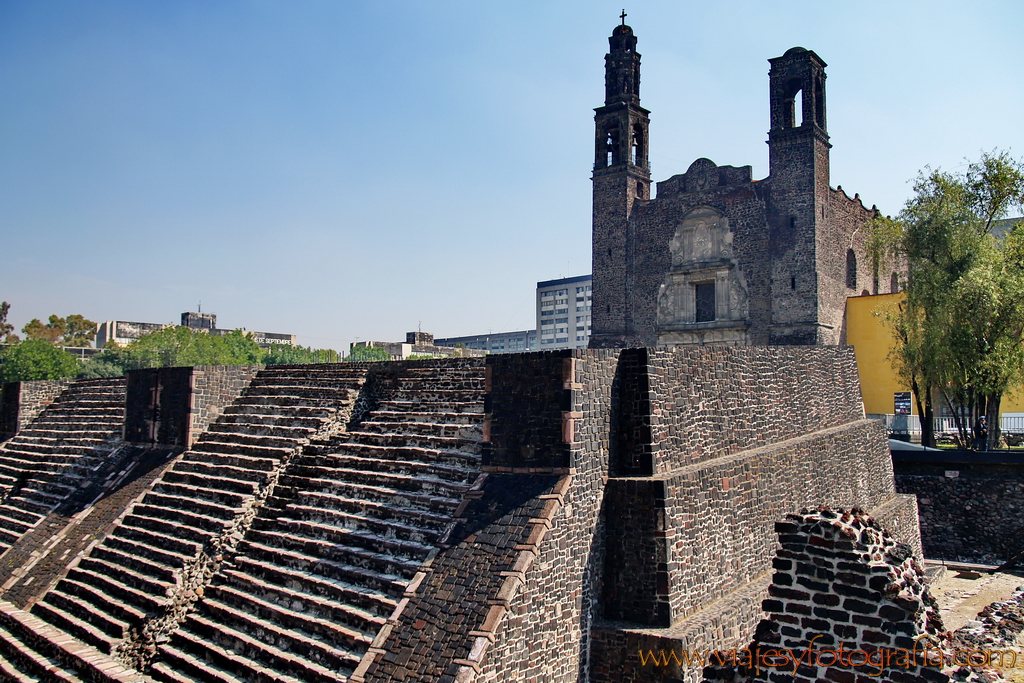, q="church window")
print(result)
[695,282,716,323]
[846,249,857,289]
[791,276,796,290]
[890,272,899,293]
[604,128,620,166]
[631,125,644,165]
[814,77,825,128]
[782,79,802,128]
